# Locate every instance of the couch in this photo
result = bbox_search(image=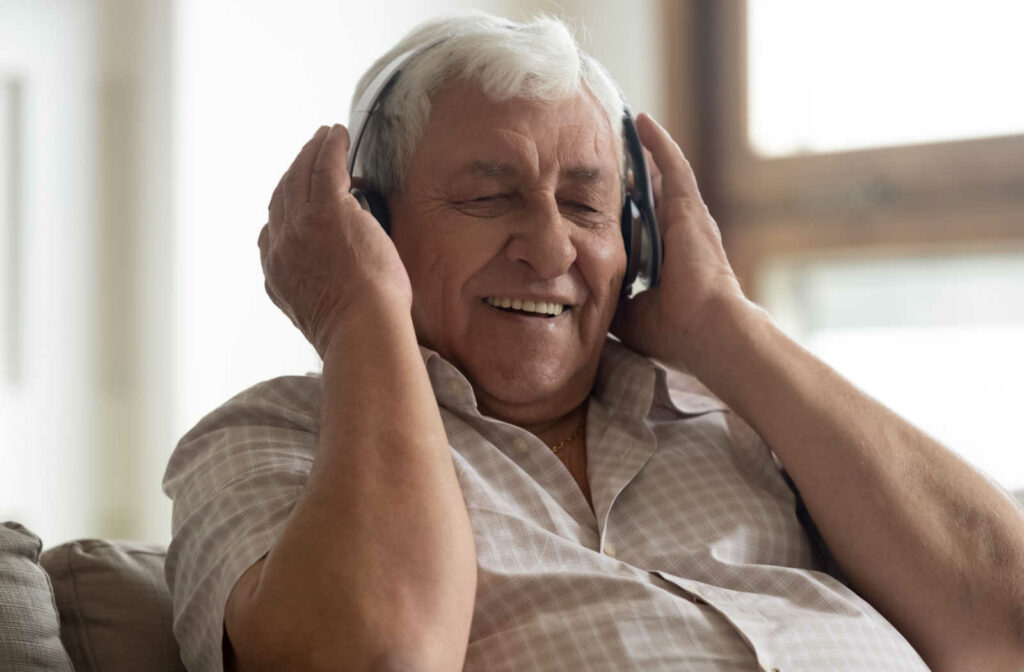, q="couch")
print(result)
[0,521,186,672]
